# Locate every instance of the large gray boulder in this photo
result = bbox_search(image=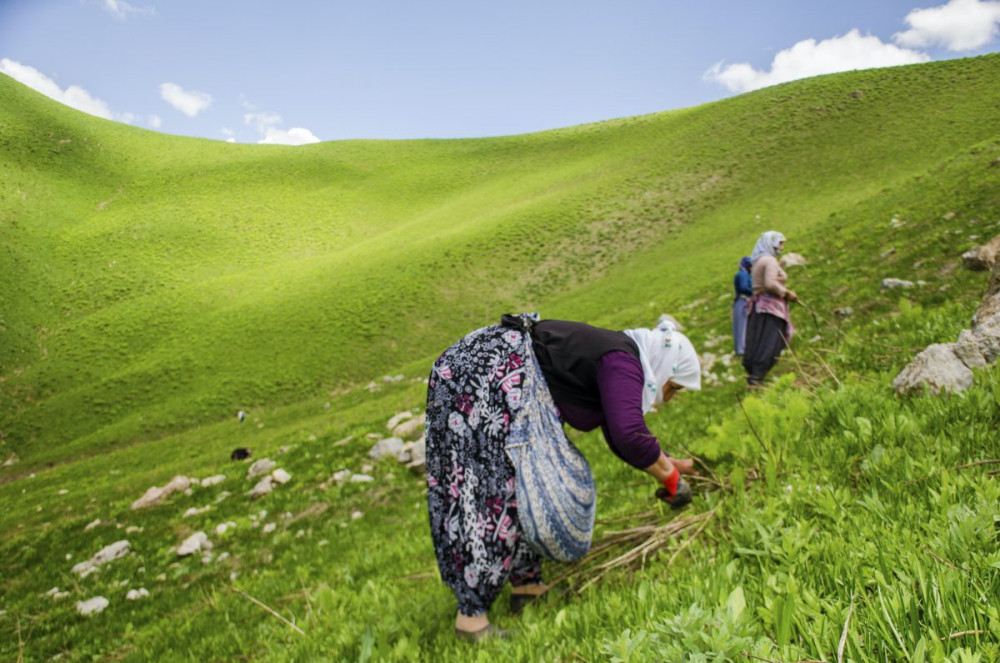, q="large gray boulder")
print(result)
[892,344,973,395]
[962,235,1000,272]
